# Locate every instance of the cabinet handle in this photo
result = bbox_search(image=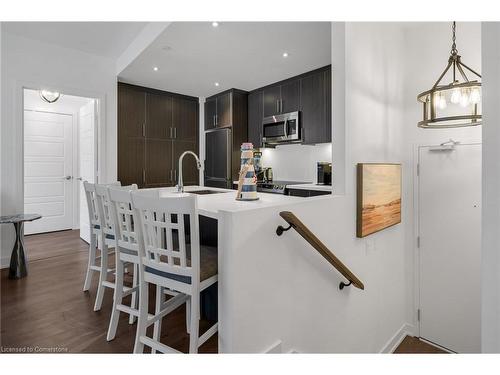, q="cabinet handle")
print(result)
[174,127,177,138]
[174,169,177,181]
[215,114,218,126]
[142,123,145,137]
[213,115,216,127]
[143,170,145,184]
[170,169,173,182]
[276,100,279,113]
[170,127,172,138]
[280,99,283,113]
